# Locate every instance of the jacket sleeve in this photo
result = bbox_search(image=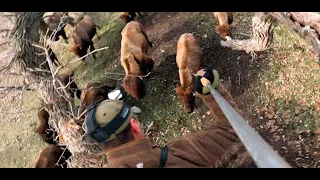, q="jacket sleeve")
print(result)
[166,82,243,167]
[196,82,241,127]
